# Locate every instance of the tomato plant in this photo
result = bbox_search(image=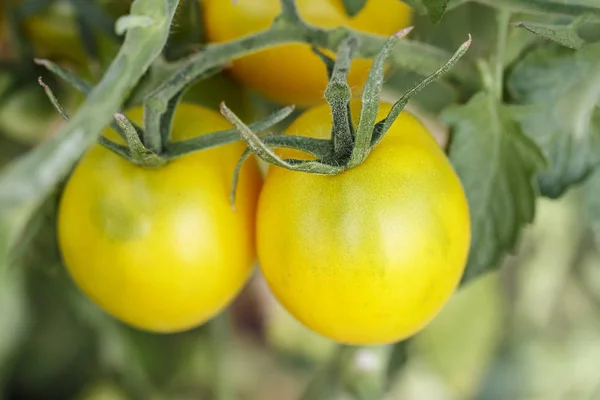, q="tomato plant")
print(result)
[257,99,470,344]
[58,103,262,333]
[2,0,600,399]
[202,0,412,107]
